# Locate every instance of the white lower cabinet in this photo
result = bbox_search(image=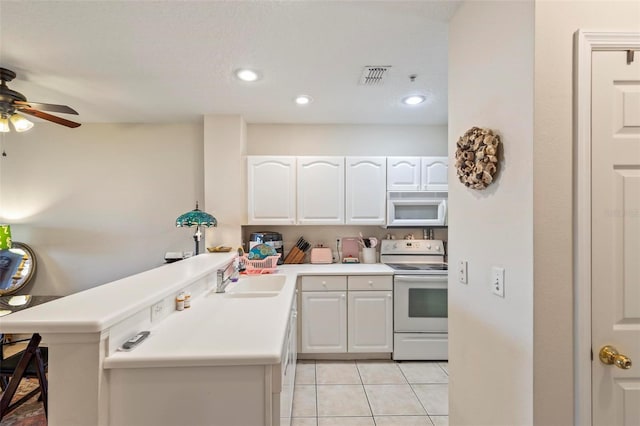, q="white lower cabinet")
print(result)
[300,275,392,354]
[347,290,393,352]
[279,296,297,426]
[301,290,347,353]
